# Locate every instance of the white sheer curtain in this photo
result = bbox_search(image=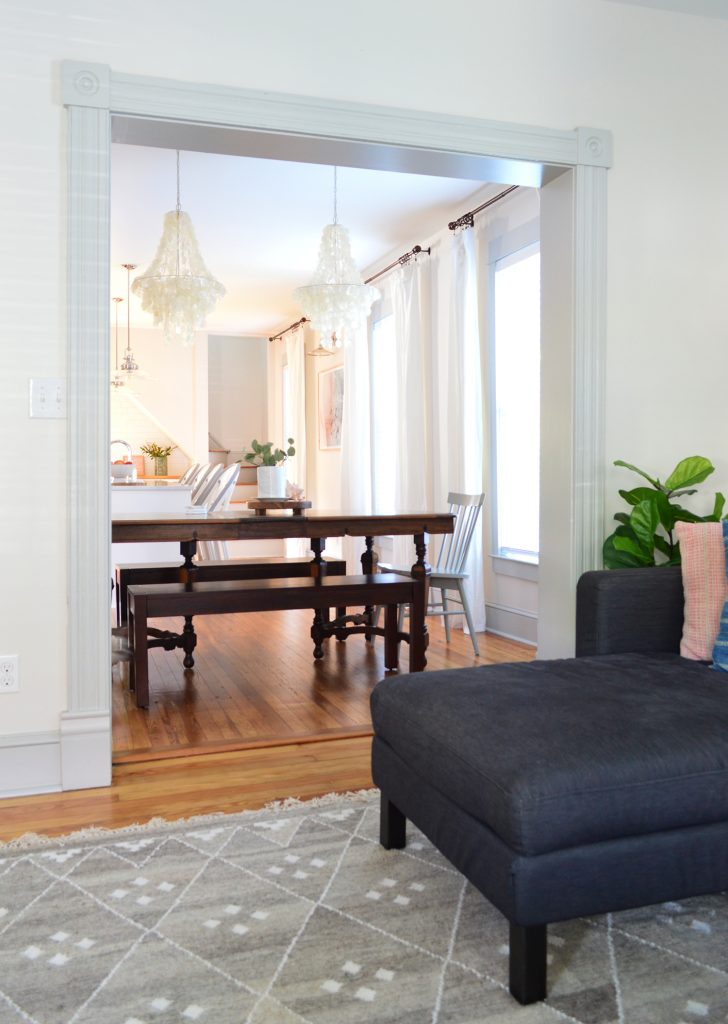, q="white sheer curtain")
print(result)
[445,227,486,632]
[339,322,372,572]
[266,336,285,450]
[391,260,429,569]
[284,326,308,556]
[284,326,307,496]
